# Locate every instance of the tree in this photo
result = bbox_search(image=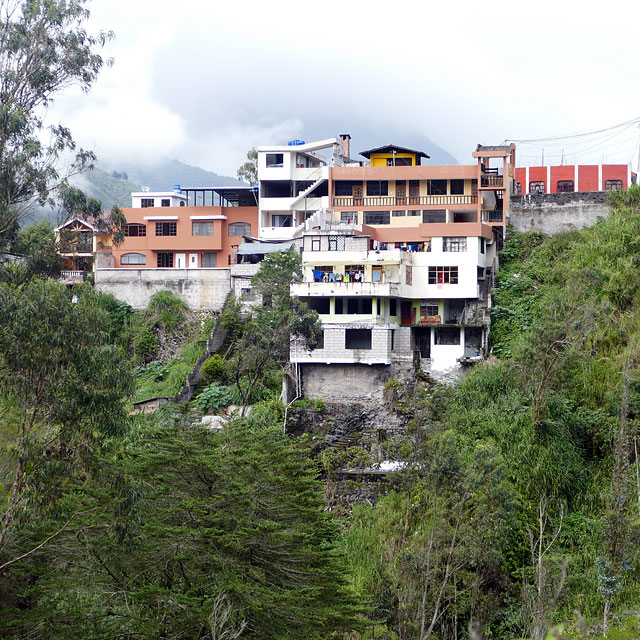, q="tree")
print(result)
[0,0,113,238]
[9,406,364,639]
[0,279,133,568]
[237,148,258,185]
